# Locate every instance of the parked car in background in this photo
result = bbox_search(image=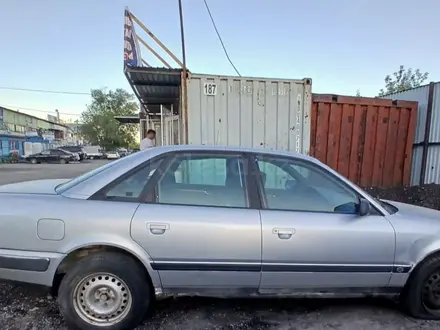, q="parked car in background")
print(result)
[2,145,440,329]
[83,146,103,160]
[25,149,75,164]
[117,148,129,157]
[59,146,87,161]
[59,149,80,161]
[106,150,120,159]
